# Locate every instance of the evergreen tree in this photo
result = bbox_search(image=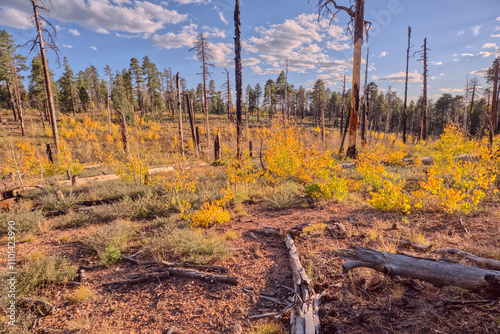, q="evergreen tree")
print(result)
[57,57,77,115]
